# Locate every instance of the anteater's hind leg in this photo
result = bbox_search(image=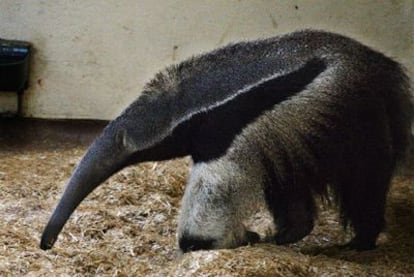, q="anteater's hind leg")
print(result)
[334,95,397,251]
[336,154,393,251]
